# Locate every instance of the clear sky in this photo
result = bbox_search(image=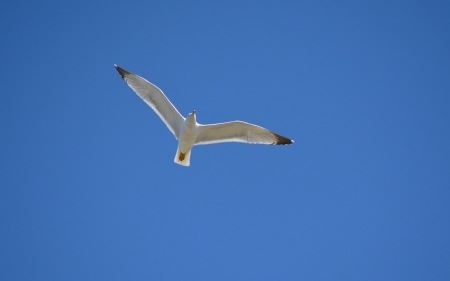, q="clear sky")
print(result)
[1,1,449,280]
